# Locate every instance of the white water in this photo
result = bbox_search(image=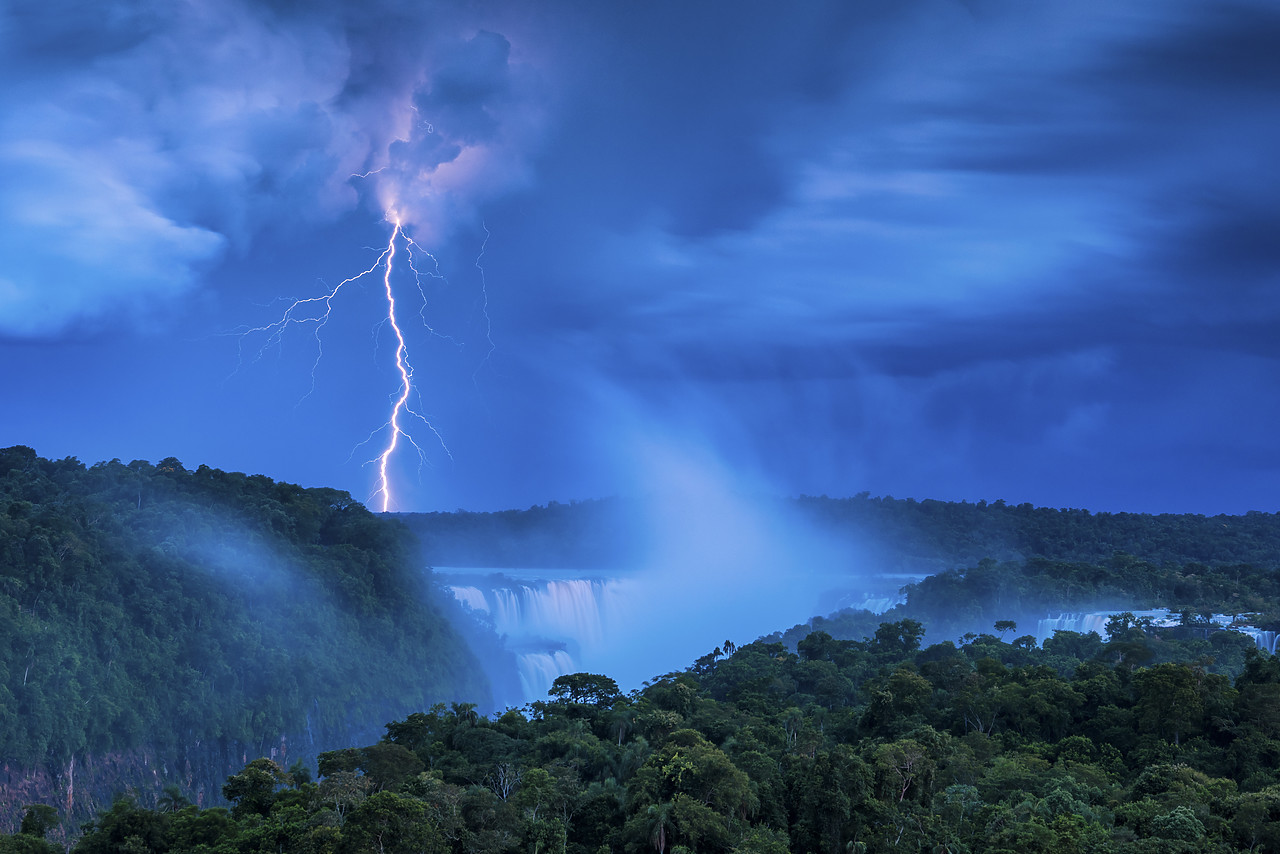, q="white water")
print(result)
[1034,610,1176,645]
[854,593,907,614]
[439,566,915,702]
[441,572,640,700]
[514,650,578,700]
[1036,608,1279,653]
[1235,628,1280,655]
[450,567,1280,703]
